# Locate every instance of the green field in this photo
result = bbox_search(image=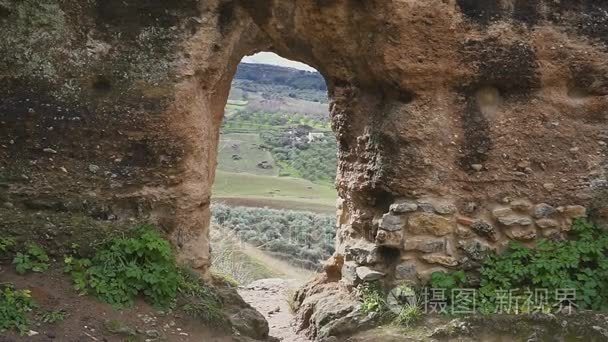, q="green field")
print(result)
[213,170,337,211]
[217,133,277,176]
